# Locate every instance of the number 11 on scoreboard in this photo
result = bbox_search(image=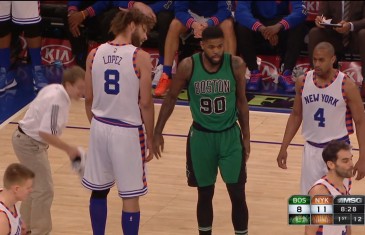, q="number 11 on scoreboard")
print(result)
[288,195,311,225]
